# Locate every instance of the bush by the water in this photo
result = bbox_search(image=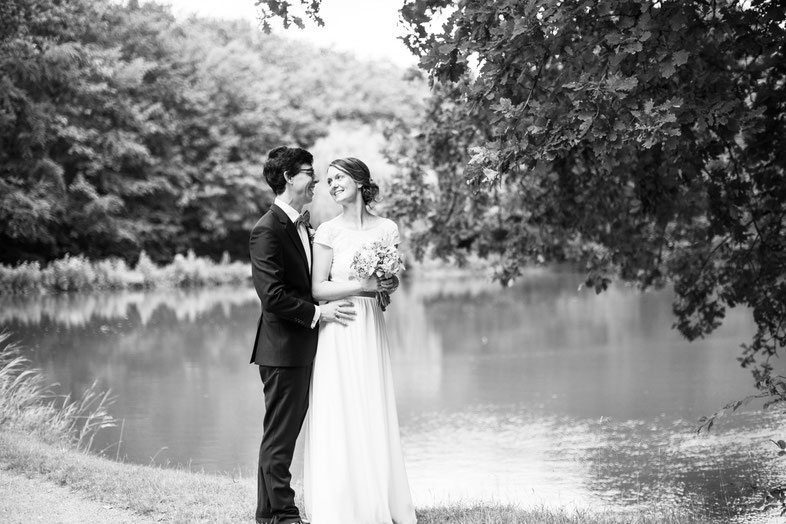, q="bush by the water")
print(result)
[0,251,249,294]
